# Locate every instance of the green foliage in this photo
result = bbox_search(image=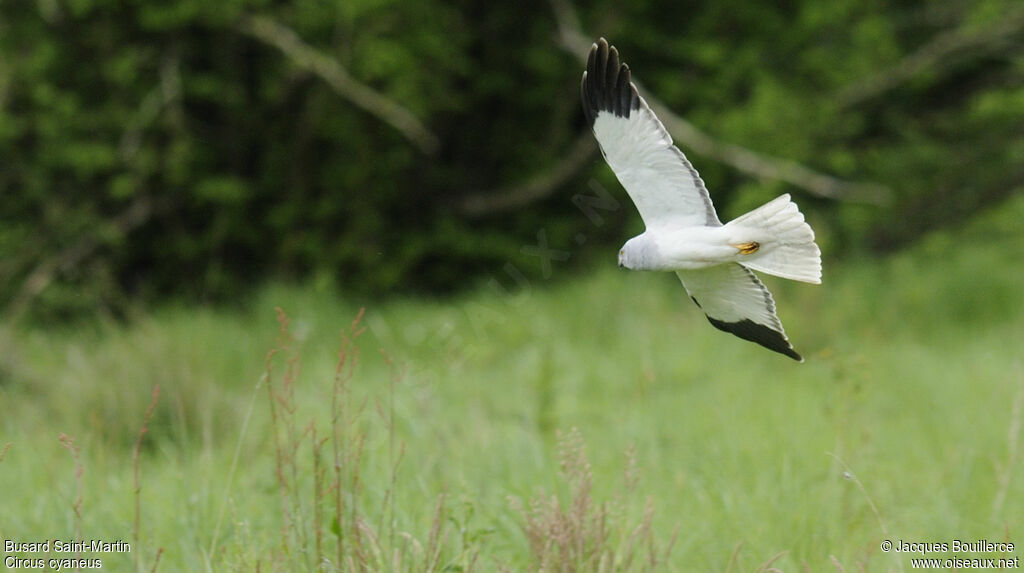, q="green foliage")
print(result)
[2,0,1022,318]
